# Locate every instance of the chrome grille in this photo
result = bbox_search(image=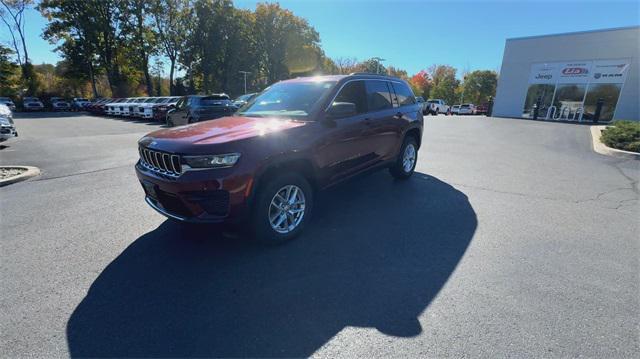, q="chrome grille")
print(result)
[139,146,182,177]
